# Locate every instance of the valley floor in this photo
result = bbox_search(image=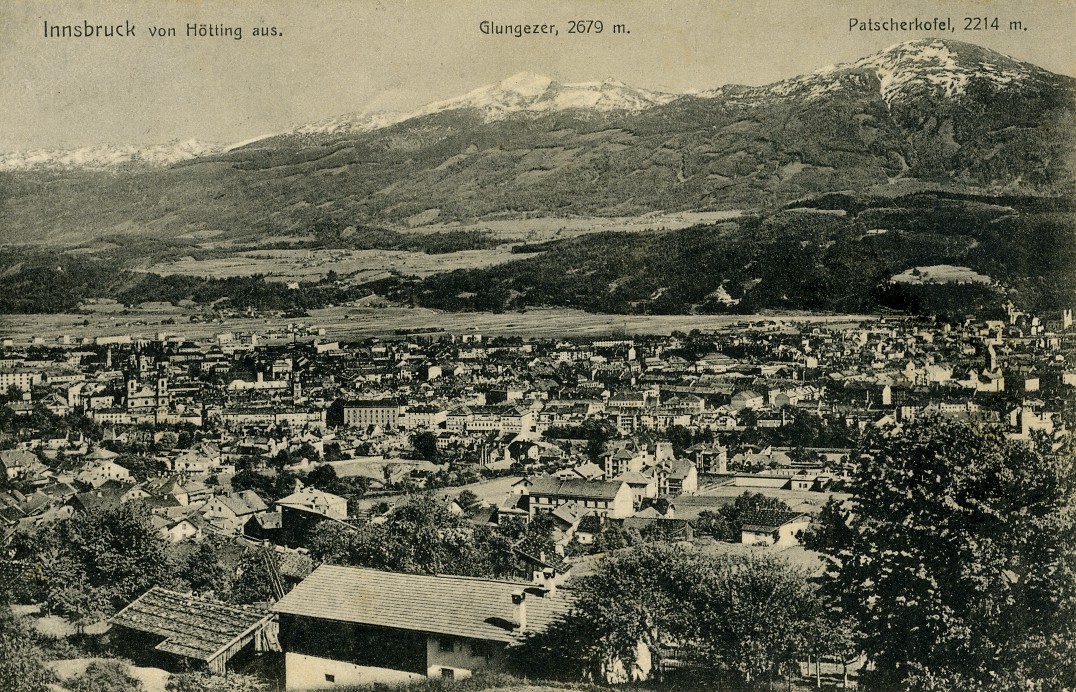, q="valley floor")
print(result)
[0,305,876,344]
